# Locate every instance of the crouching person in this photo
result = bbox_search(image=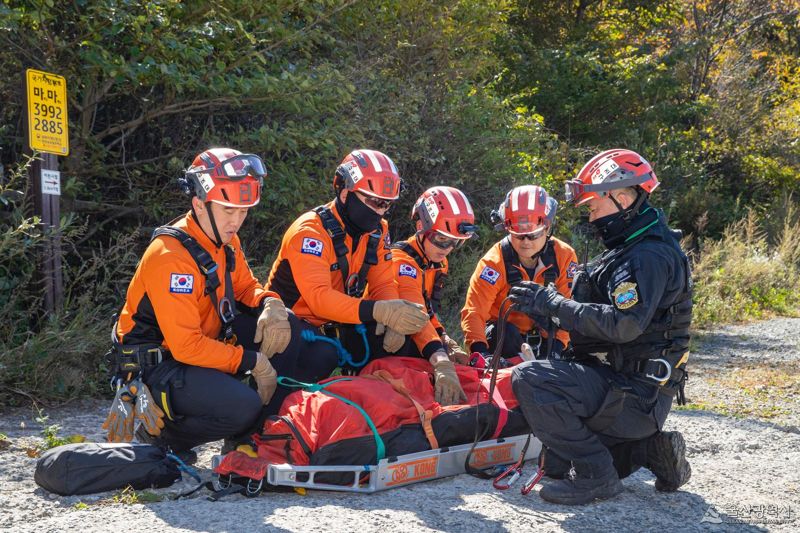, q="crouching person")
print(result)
[265,149,429,392]
[103,148,339,460]
[461,185,576,362]
[389,186,478,405]
[509,149,692,504]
